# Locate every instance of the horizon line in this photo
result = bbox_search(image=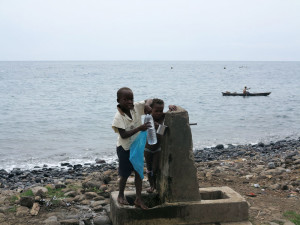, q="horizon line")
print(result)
[1,59,300,62]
